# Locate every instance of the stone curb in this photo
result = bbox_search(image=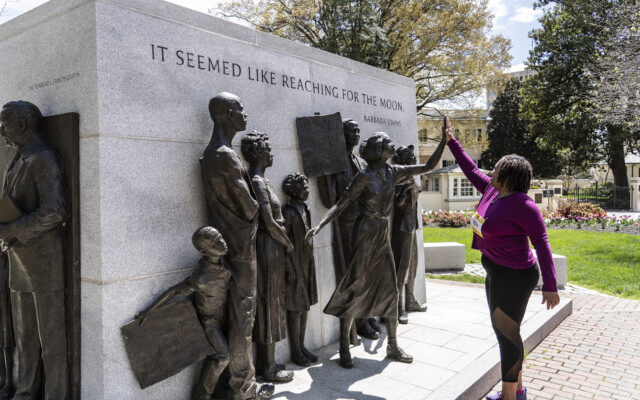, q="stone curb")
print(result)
[426,298,573,400]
